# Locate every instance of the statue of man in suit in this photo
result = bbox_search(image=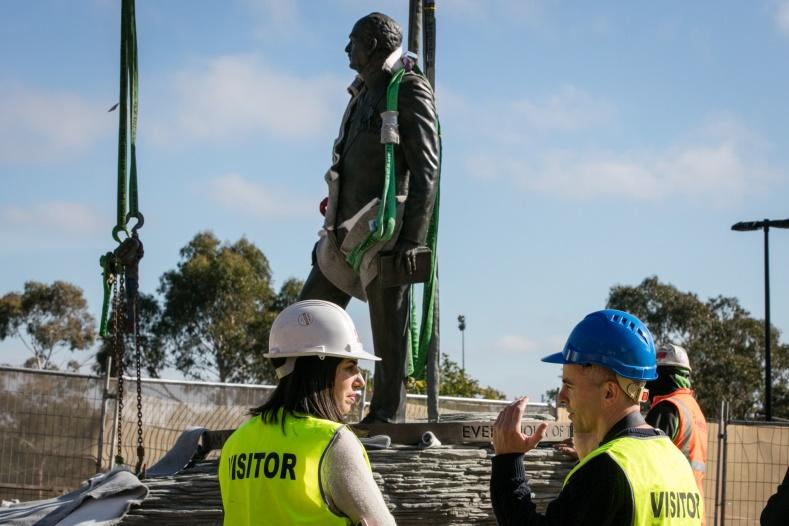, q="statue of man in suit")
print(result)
[298,12,440,423]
